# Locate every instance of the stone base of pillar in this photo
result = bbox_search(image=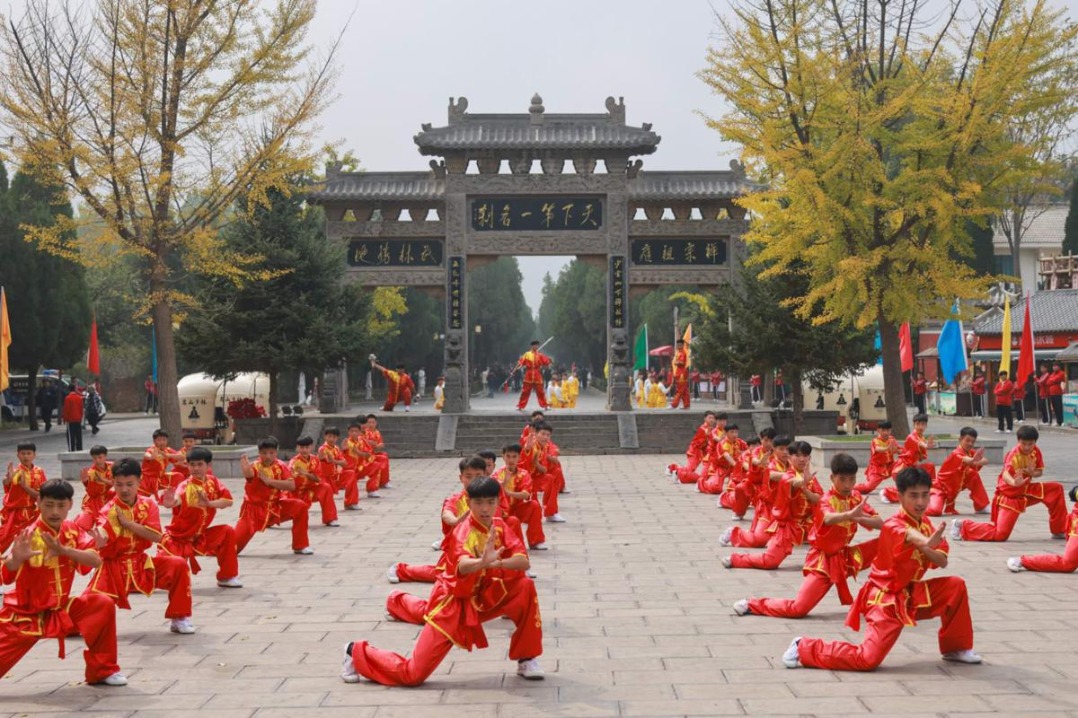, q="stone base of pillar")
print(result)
[443,330,469,413]
[607,328,632,411]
